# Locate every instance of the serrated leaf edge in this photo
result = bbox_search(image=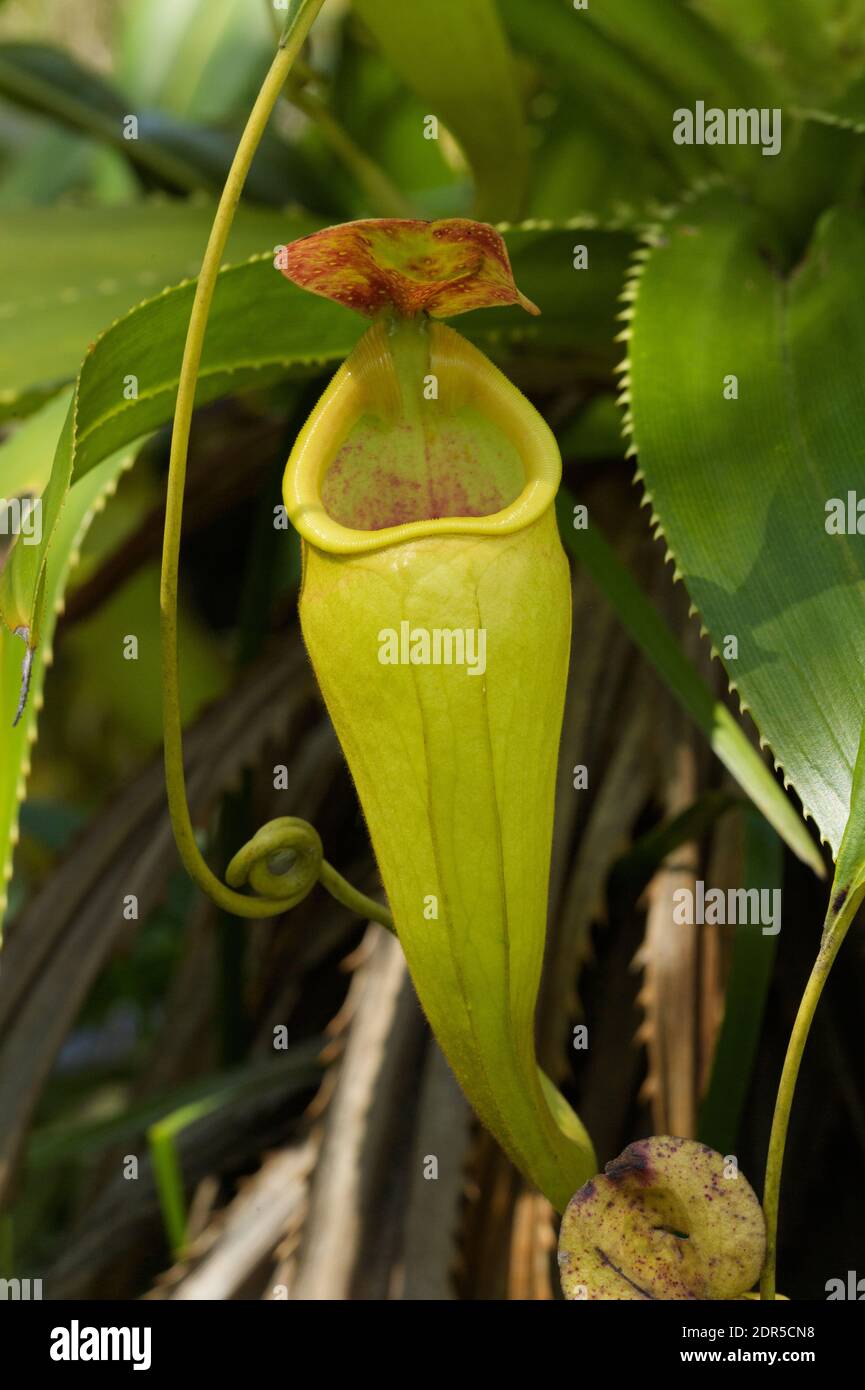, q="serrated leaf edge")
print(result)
[615,178,832,856]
